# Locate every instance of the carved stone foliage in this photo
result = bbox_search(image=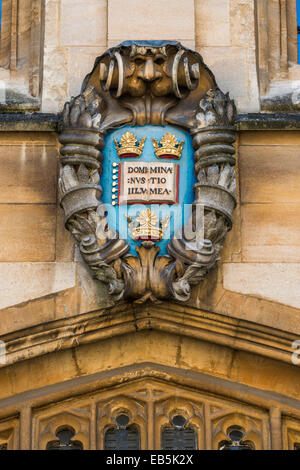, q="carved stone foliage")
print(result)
[59,40,237,303]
